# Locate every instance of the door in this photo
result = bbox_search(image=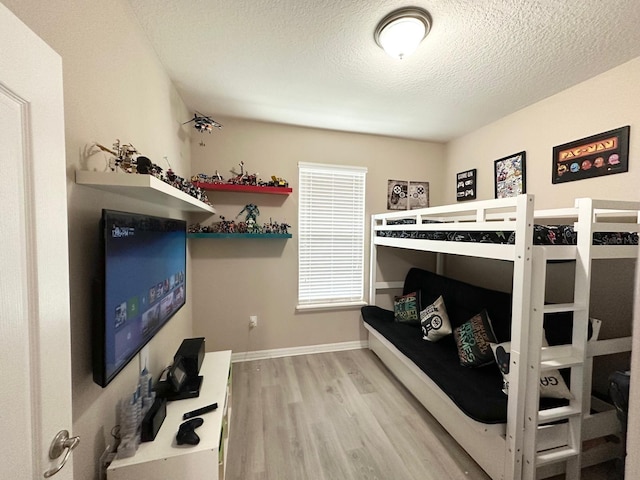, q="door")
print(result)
[0,4,75,479]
